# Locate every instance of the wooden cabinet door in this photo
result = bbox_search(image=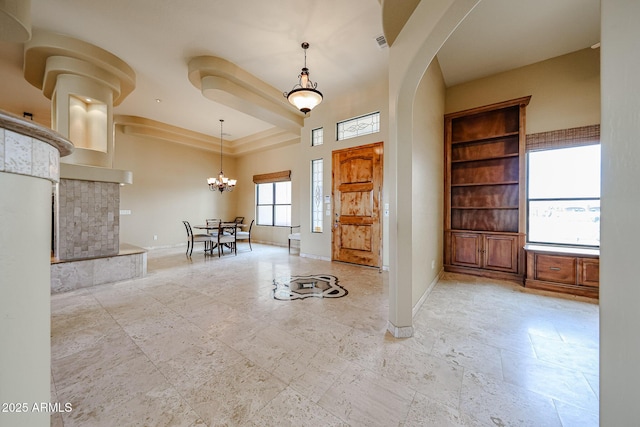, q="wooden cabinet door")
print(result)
[451,232,518,272]
[579,258,600,287]
[450,232,482,268]
[484,234,519,272]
